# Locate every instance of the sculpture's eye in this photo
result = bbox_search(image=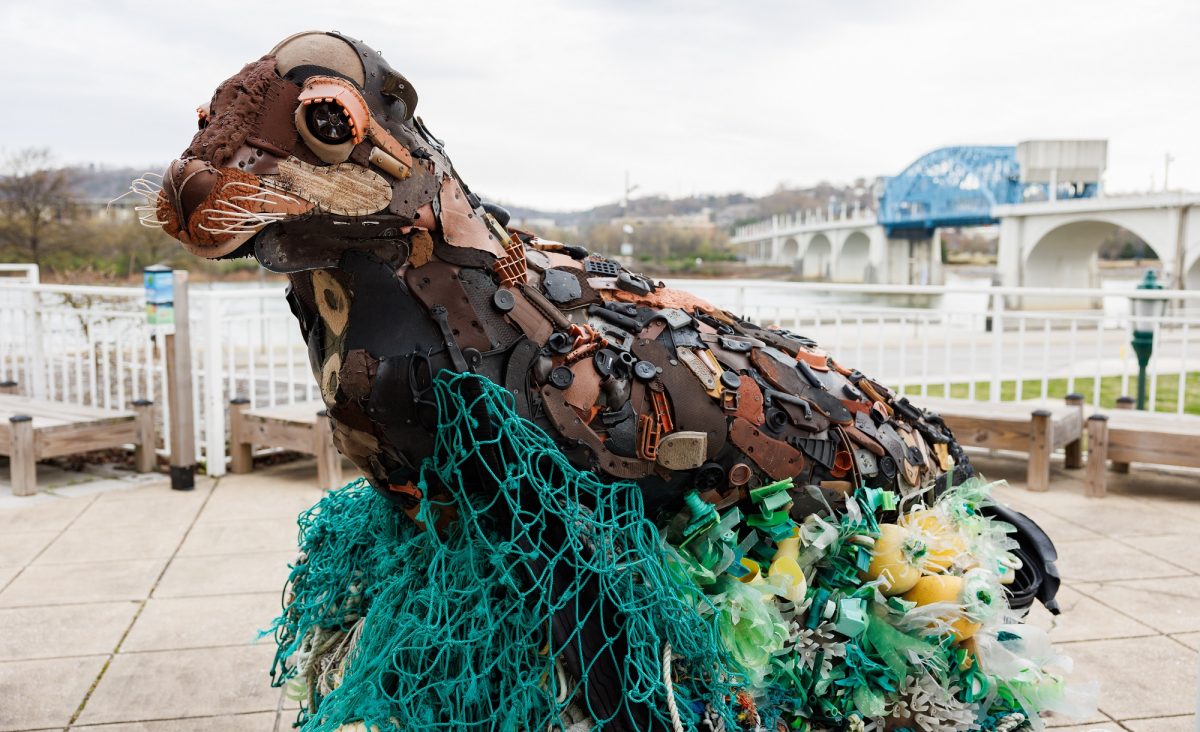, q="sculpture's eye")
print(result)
[294,76,369,164]
[305,102,353,144]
